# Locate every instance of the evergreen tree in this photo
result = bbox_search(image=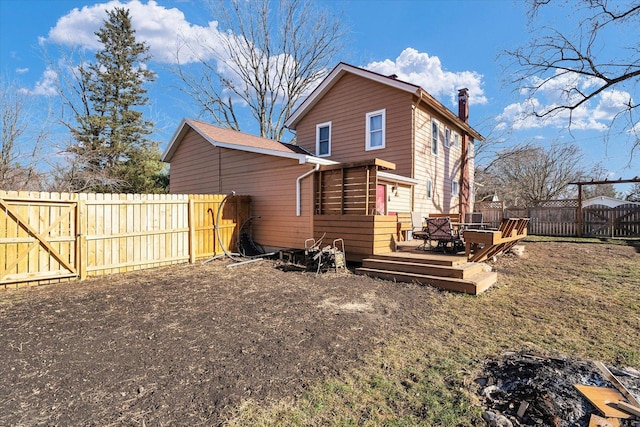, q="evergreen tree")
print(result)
[68,7,166,193]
